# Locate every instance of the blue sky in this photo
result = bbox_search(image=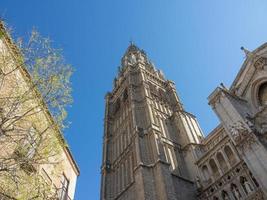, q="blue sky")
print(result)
[1,1,267,199]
